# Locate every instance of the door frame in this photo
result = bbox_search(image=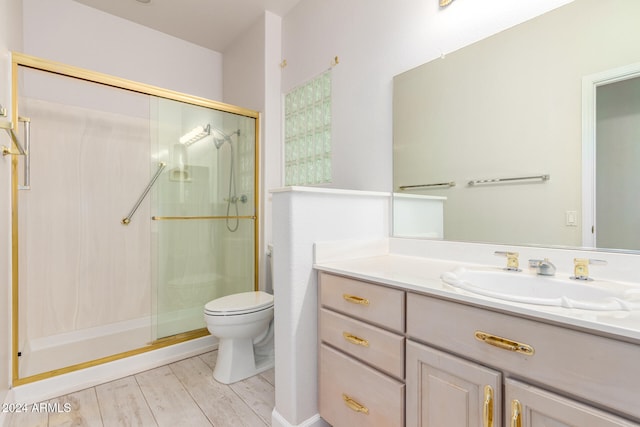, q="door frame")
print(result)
[581,62,640,247]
